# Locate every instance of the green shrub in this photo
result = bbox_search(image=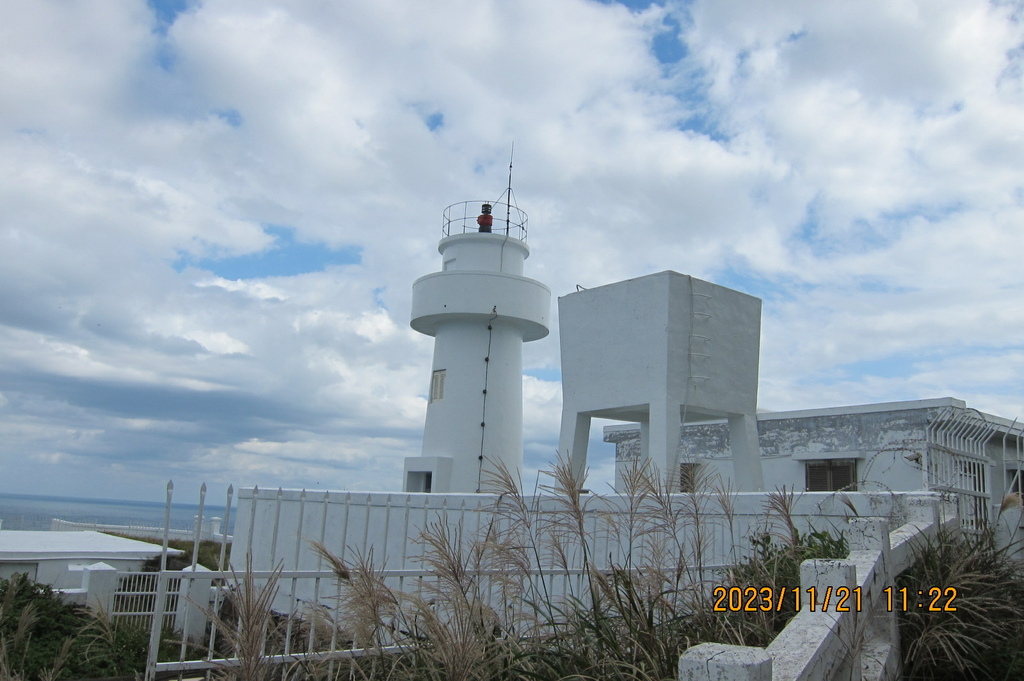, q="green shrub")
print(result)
[0,574,81,681]
[105,535,229,571]
[0,573,167,681]
[721,527,849,646]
